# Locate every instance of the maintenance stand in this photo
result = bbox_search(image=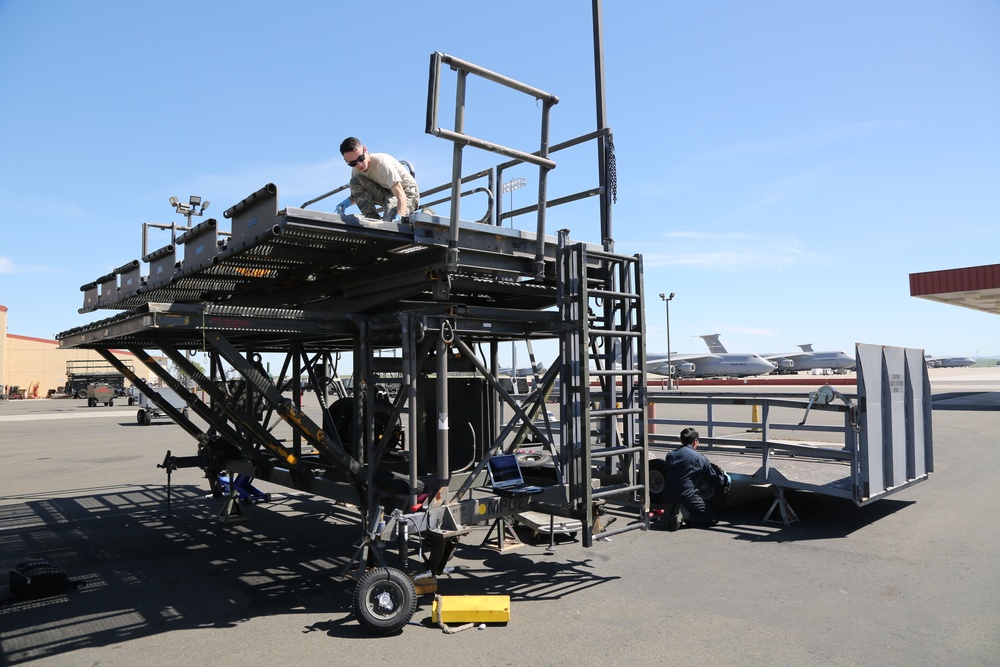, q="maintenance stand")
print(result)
[57,45,651,633]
